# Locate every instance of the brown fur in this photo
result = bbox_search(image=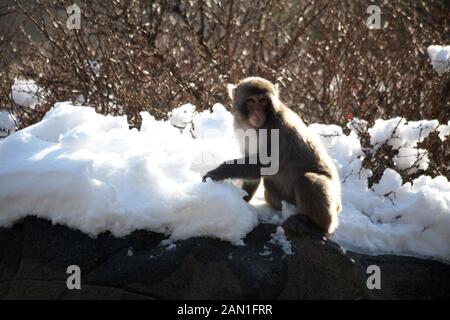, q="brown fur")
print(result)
[204,77,342,233]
